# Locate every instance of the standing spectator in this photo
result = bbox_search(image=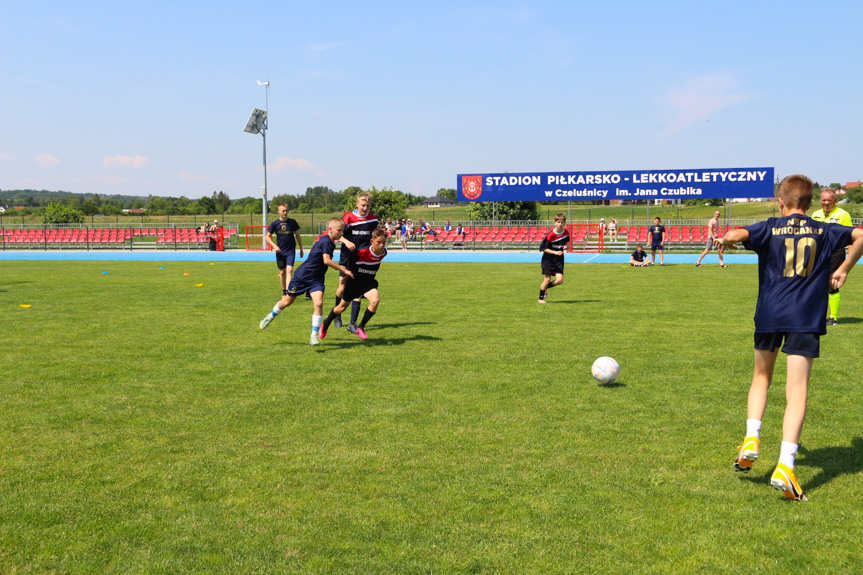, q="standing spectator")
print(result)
[695,210,726,268]
[648,216,667,266]
[811,188,853,325]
